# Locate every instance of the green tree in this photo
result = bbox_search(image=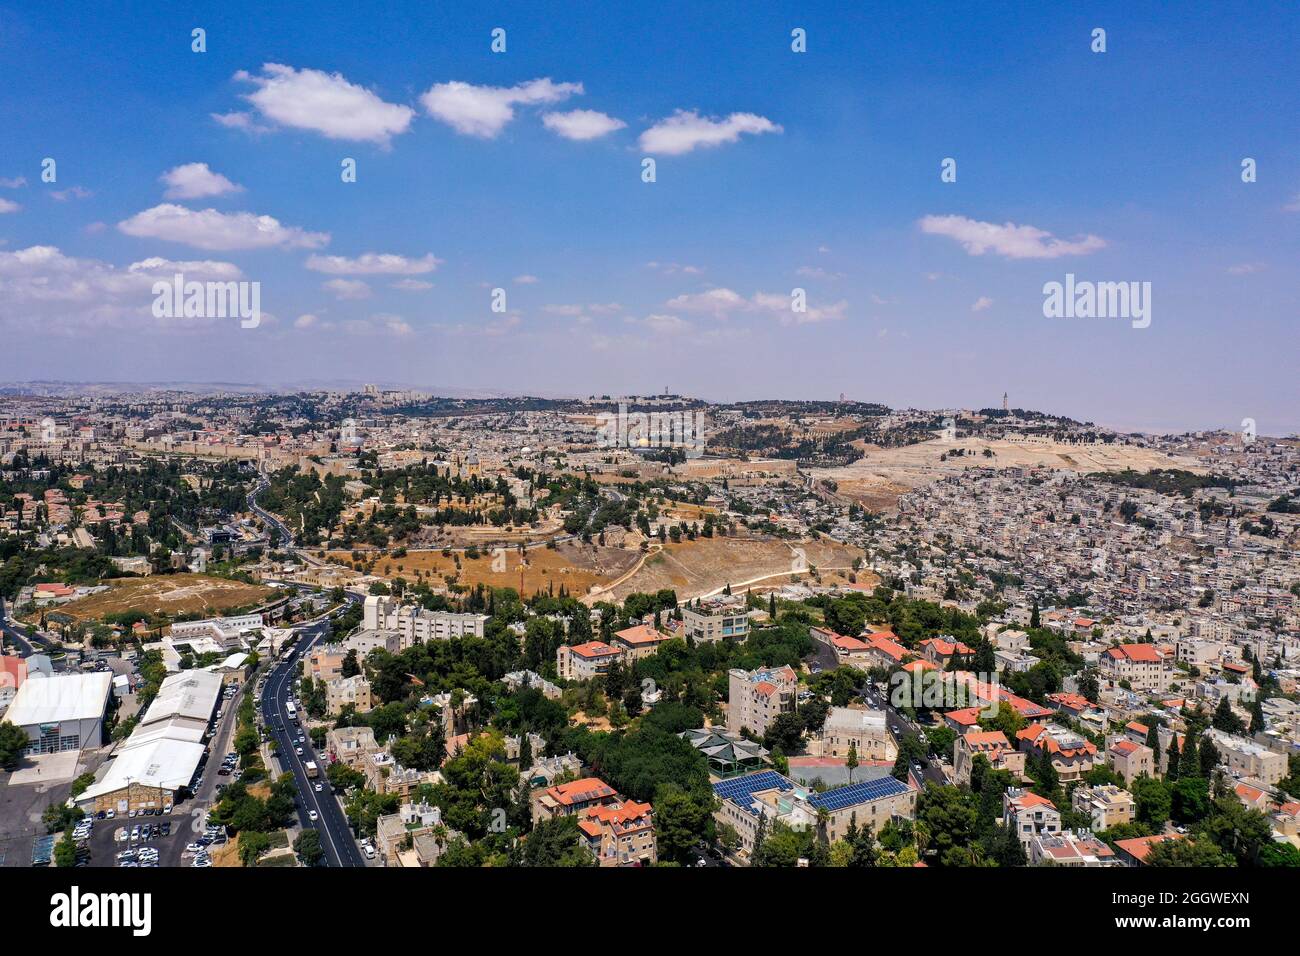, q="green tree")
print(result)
[1164,734,1181,780]
[54,828,77,868]
[1212,697,1244,734]
[239,830,271,866]
[653,783,715,864]
[1146,835,1235,867]
[0,721,28,769]
[1132,776,1171,828]
[294,829,324,867]
[520,815,593,867]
